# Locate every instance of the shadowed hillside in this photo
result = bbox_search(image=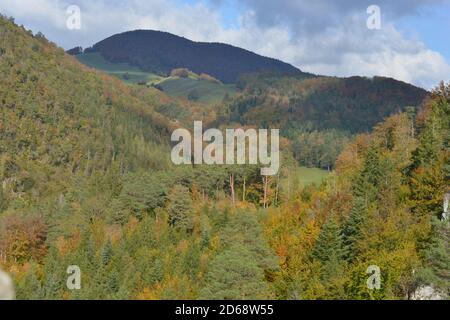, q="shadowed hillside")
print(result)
[85,30,306,83]
[222,73,428,133]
